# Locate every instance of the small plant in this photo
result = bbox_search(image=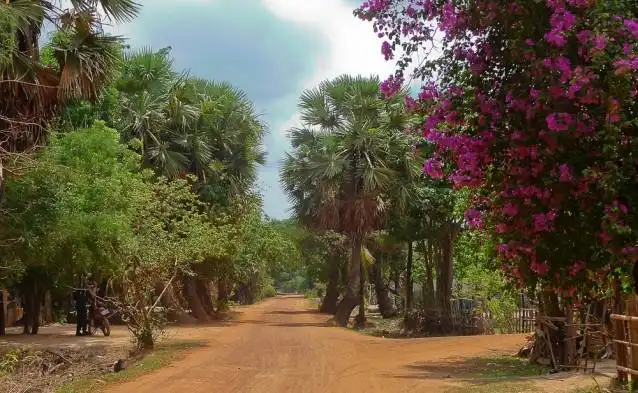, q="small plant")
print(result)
[0,349,23,375]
